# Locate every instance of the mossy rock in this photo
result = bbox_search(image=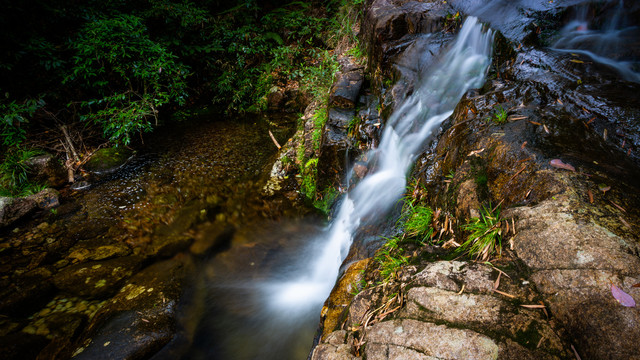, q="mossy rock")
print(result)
[83,147,134,174]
